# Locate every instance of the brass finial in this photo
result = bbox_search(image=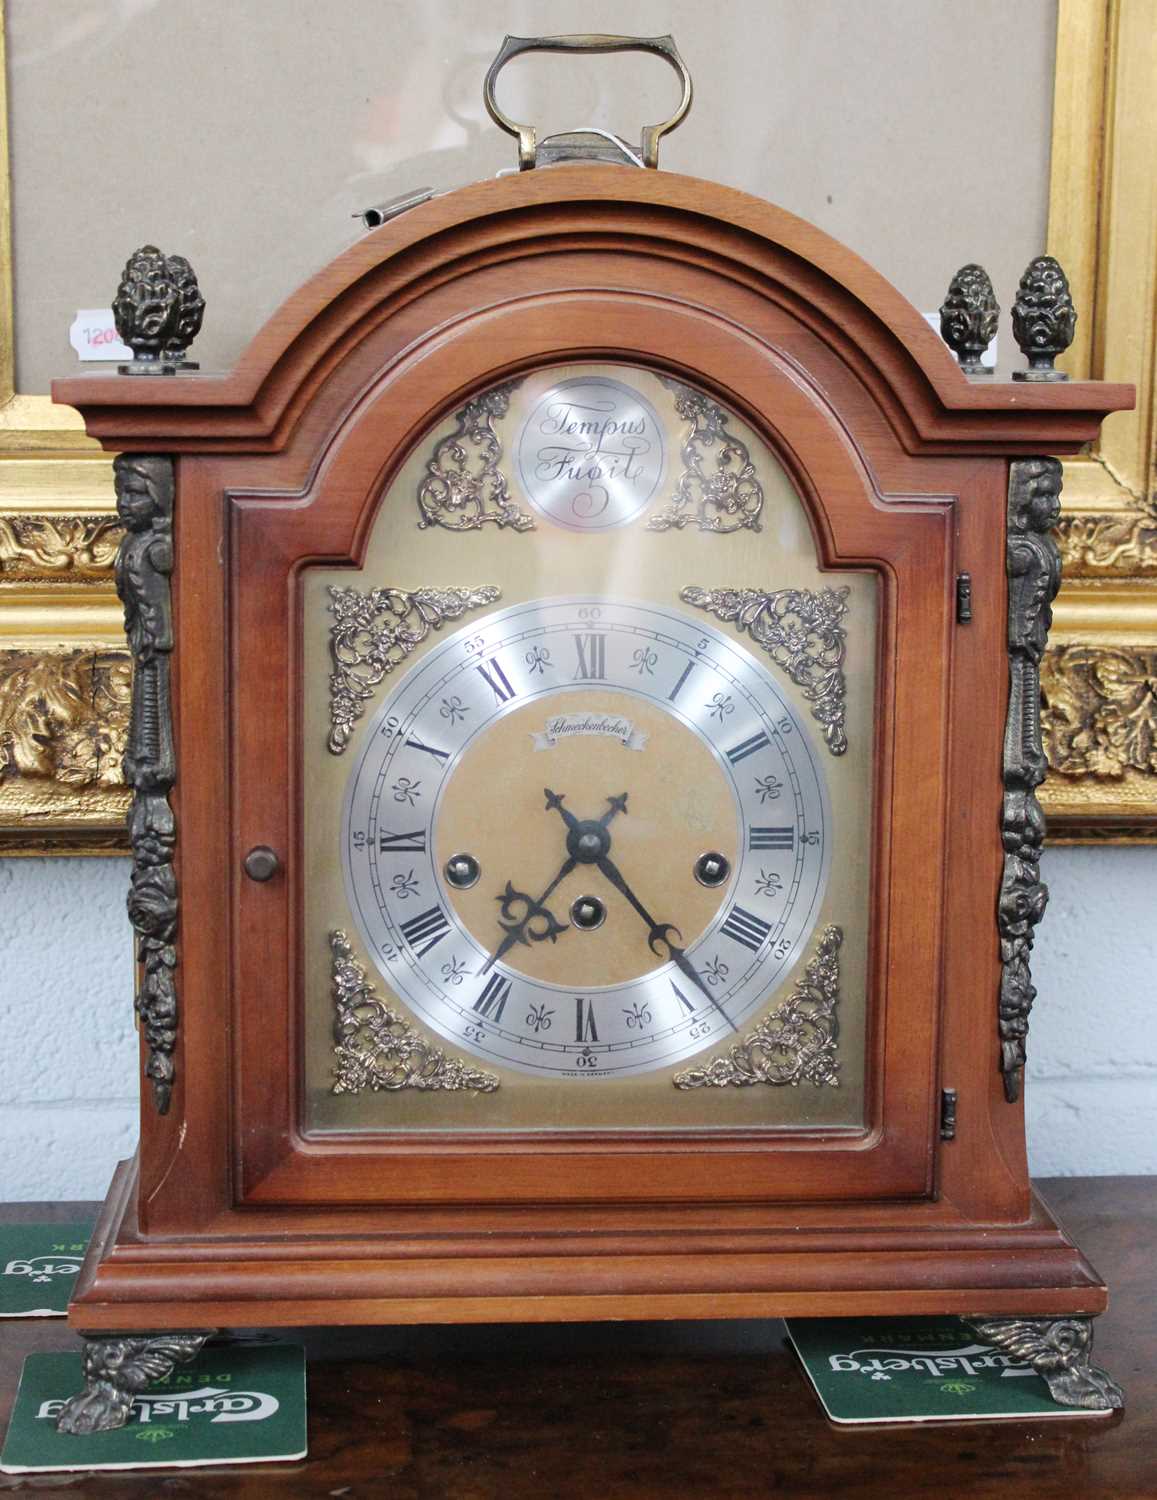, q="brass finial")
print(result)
[939,264,999,376]
[1011,255,1076,382]
[112,245,205,375]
